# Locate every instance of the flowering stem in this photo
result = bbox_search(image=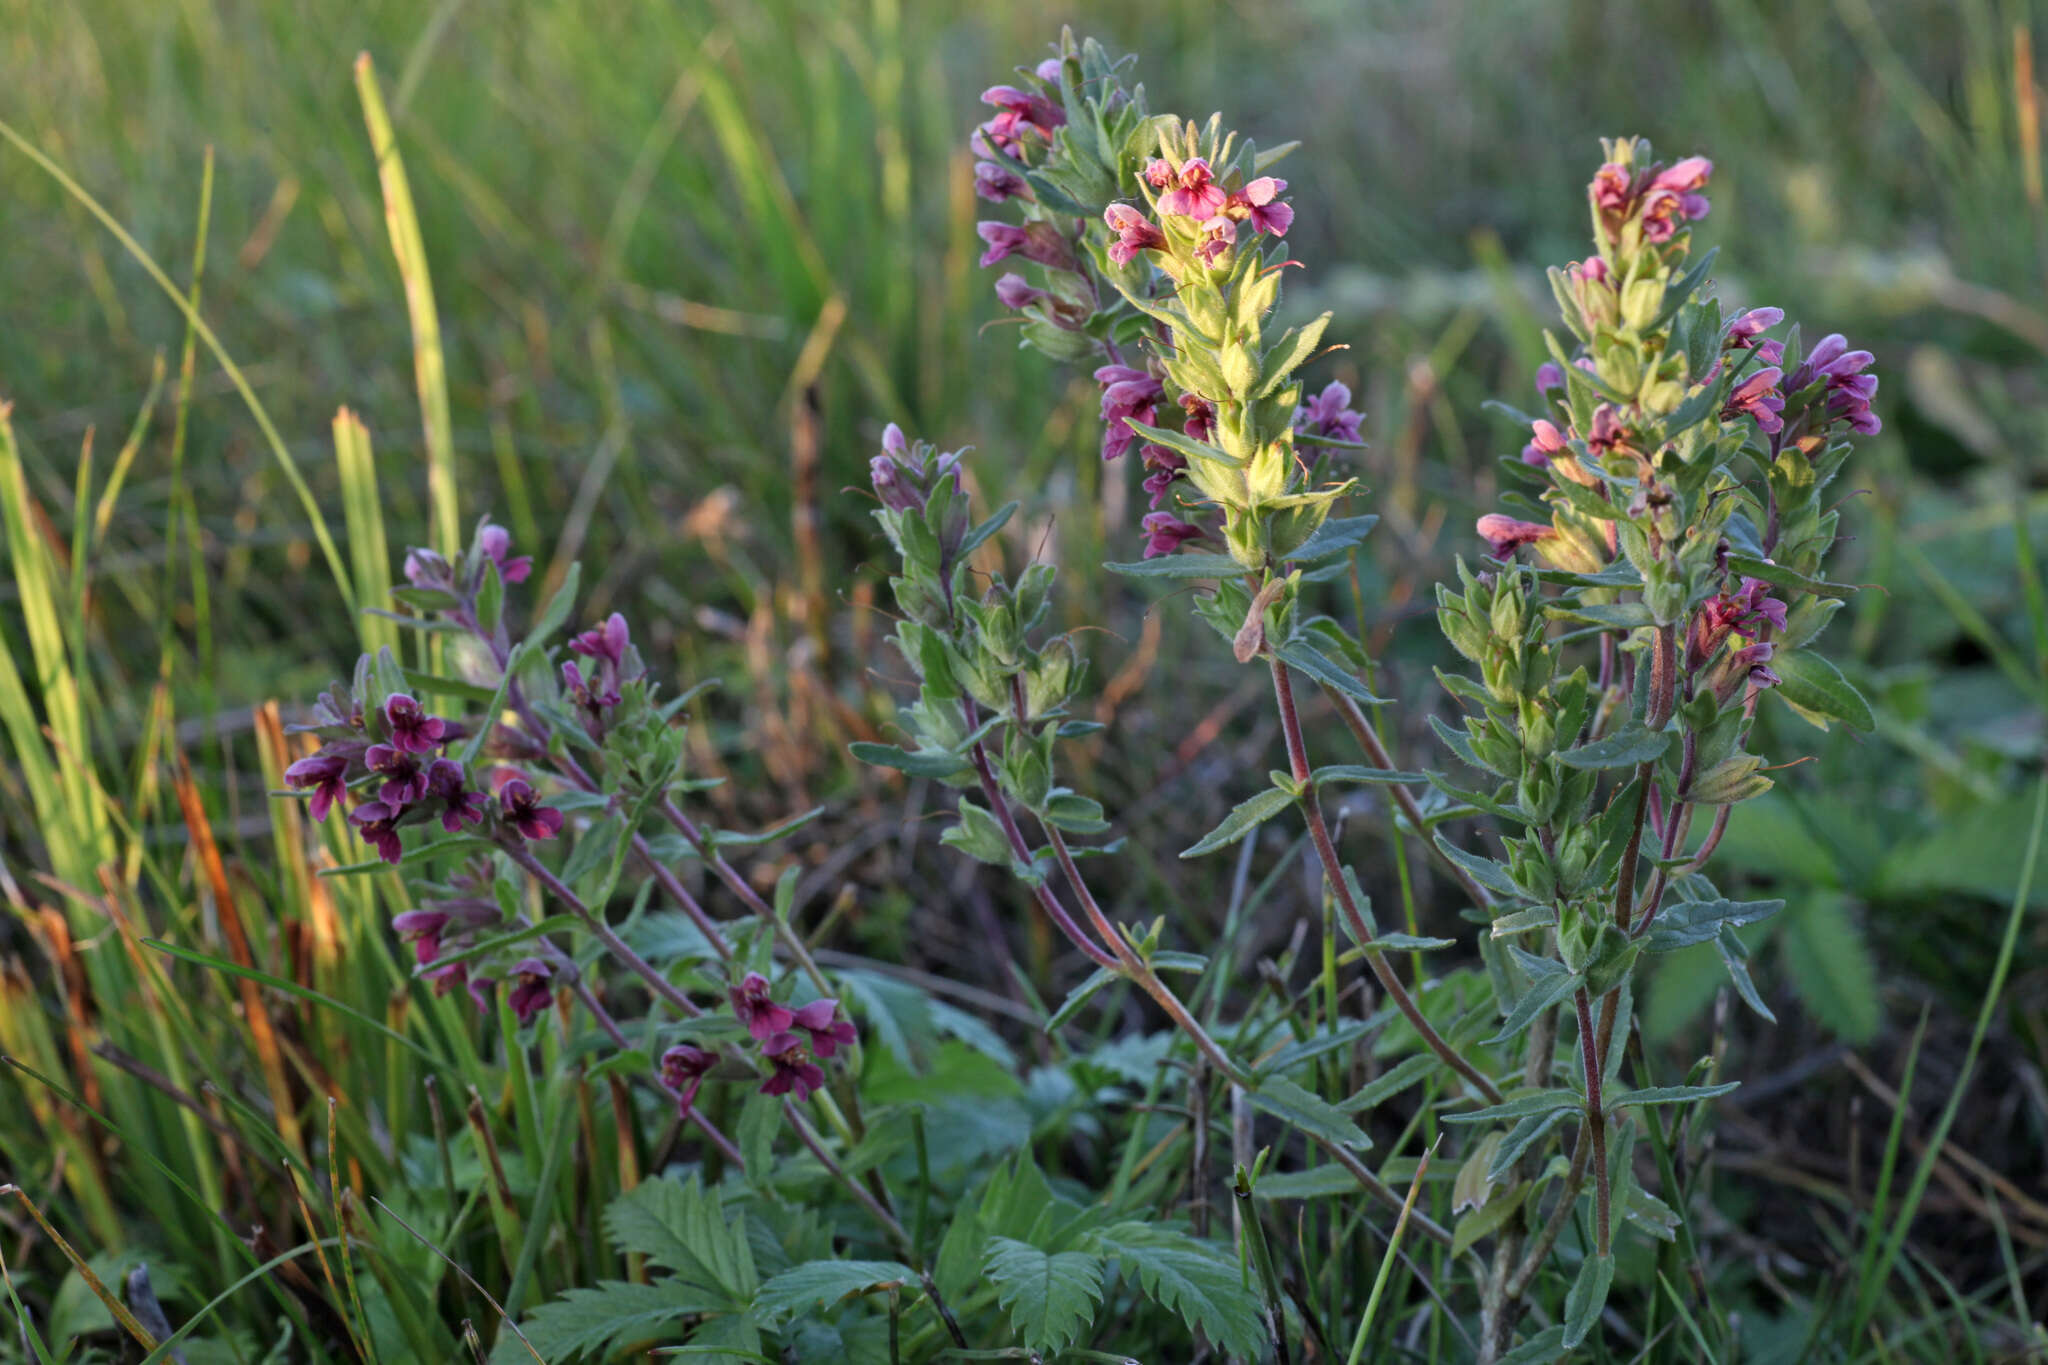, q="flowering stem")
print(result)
[1573,986,1611,1257]
[1274,660,1503,1105]
[787,1104,909,1246]
[657,796,838,999]
[1315,682,1496,914]
[500,840,702,1020]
